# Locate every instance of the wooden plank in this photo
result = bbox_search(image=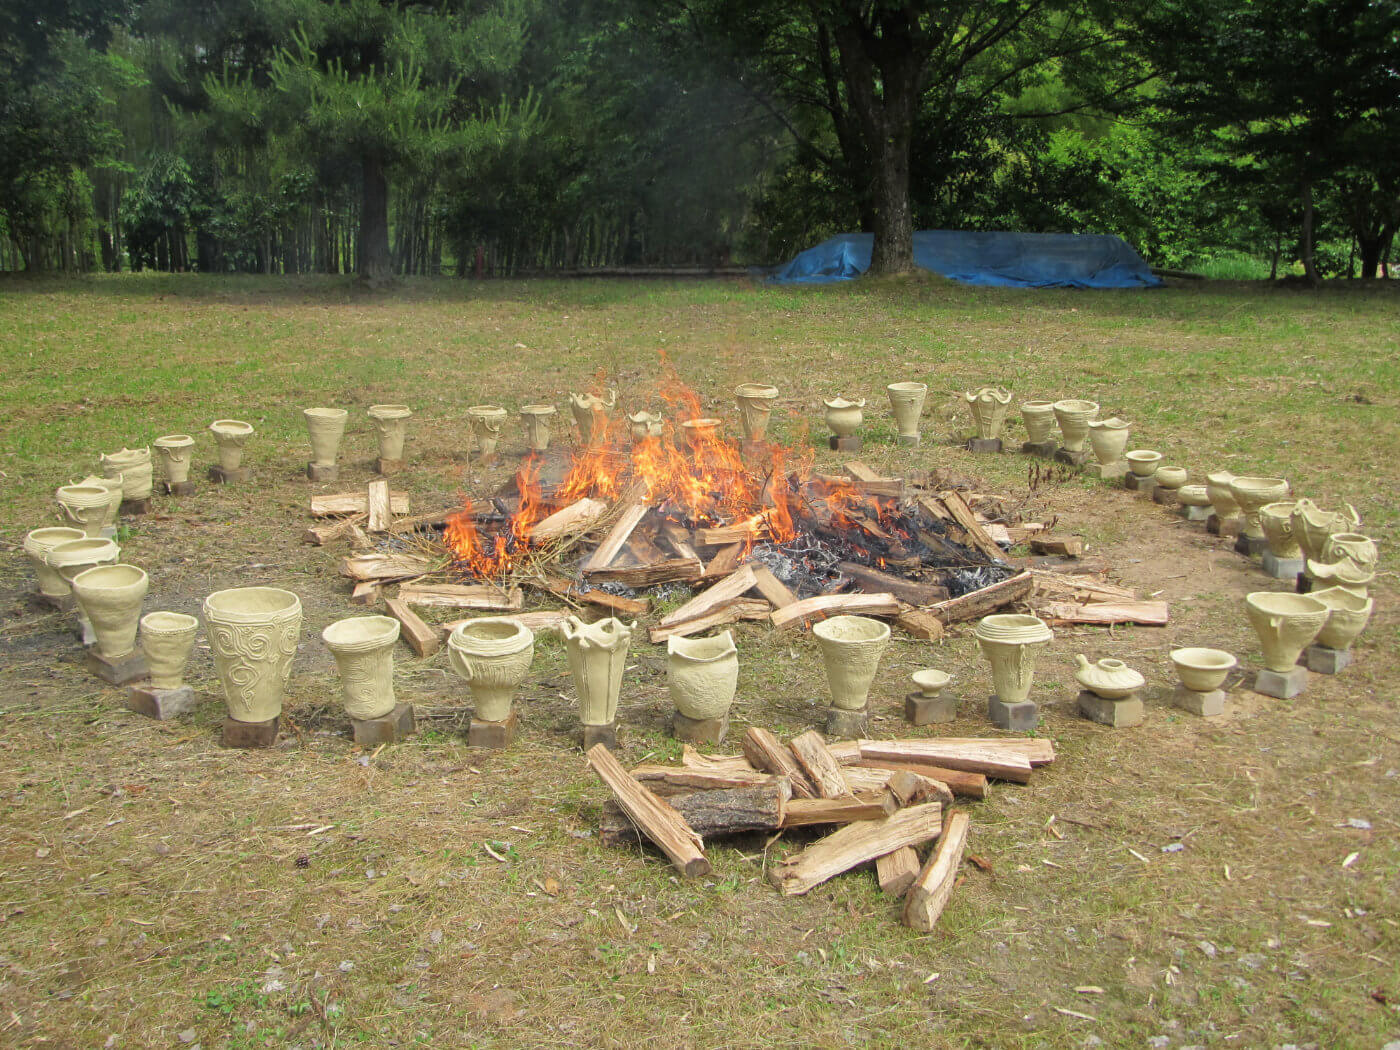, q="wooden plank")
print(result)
[347,523,373,551]
[770,592,900,630]
[770,803,944,896]
[657,564,758,628]
[303,512,367,545]
[877,846,921,897]
[927,572,1033,626]
[384,597,441,658]
[646,598,770,644]
[902,810,971,931]
[780,791,897,827]
[586,557,703,587]
[529,497,609,543]
[837,561,948,606]
[397,583,524,611]
[850,760,988,800]
[629,766,773,792]
[748,564,797,609]
[843,461,905,498]
[583,498,649,572]
[312,492,409,518]
[788,730,853,798]
[894,604,945,640]
[741,727,818,799]
[916,494,953,522]
[1030,534,1085,558]
[1037,600,1170,626]
[858,741,1033,783]
[367,478,392,533]
[439,609,569,638]
[884,769,952,809]
[600,780,789,847]
[388,507,455,533]
[338,553,437,582]
[938,490,1004,562]
[587,744,710,877]
[699,542,746,581]
[838,736,1054,766]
